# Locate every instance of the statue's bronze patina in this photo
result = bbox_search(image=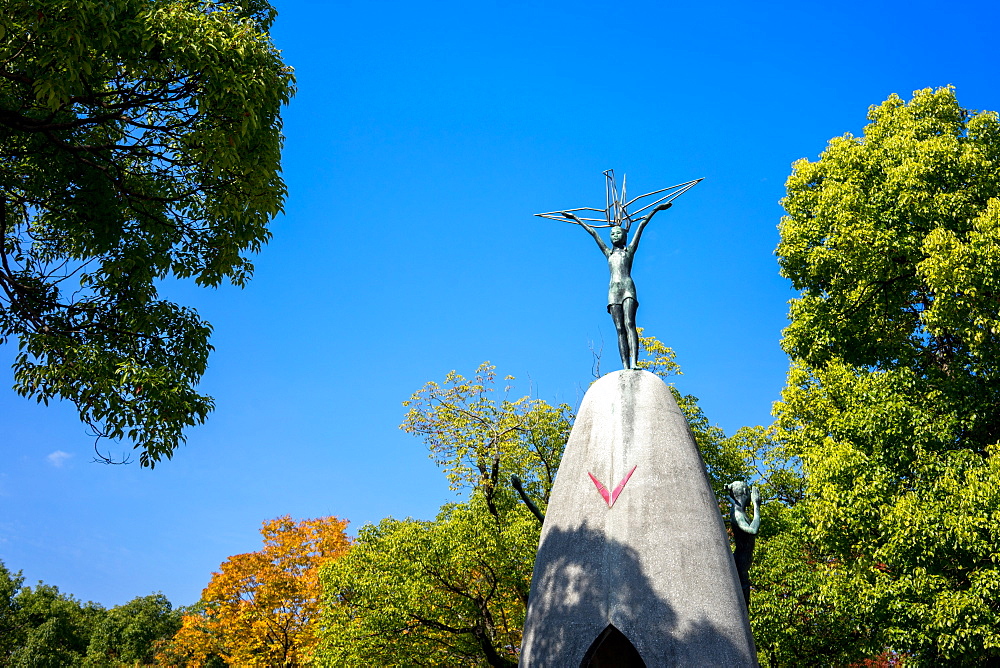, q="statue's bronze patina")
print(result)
[727,480,760,610]
[535,171,702,371]
[561,204,670,369]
